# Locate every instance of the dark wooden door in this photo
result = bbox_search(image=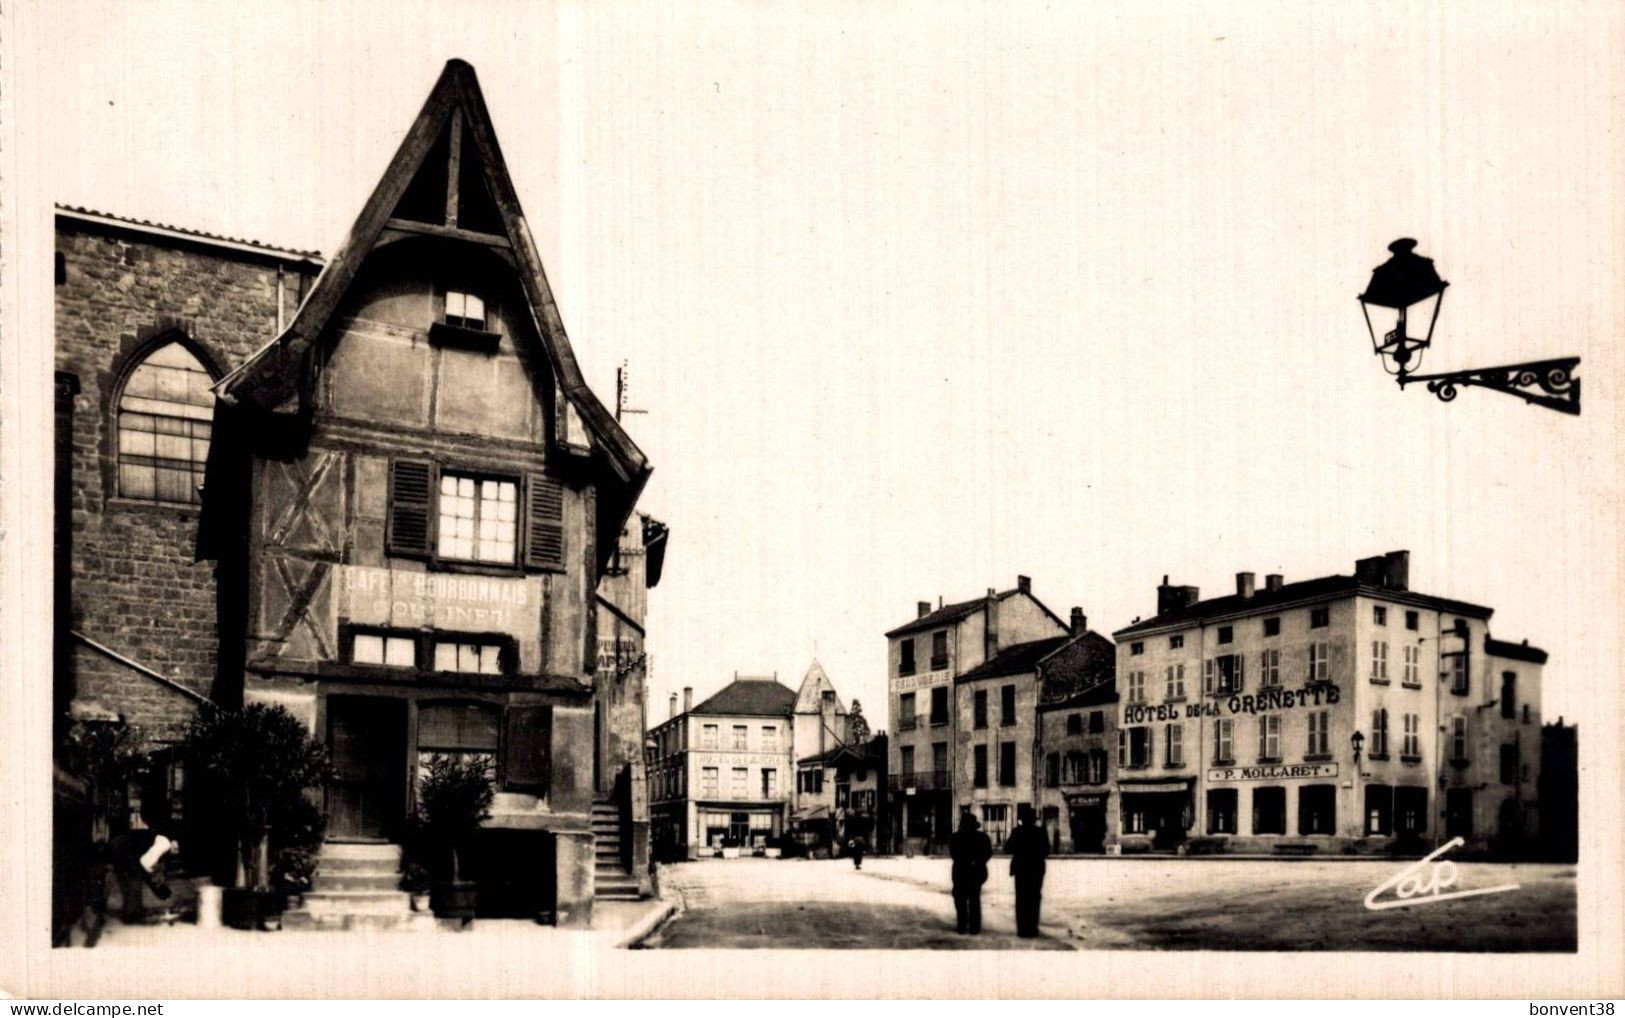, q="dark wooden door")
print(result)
[327,696,406,840]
